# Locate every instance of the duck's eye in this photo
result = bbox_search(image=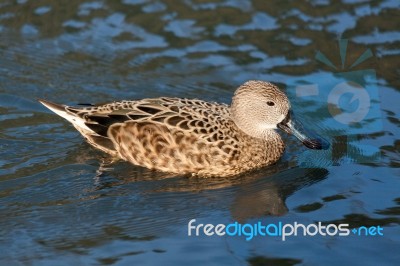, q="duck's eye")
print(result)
[267,101,275,106]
